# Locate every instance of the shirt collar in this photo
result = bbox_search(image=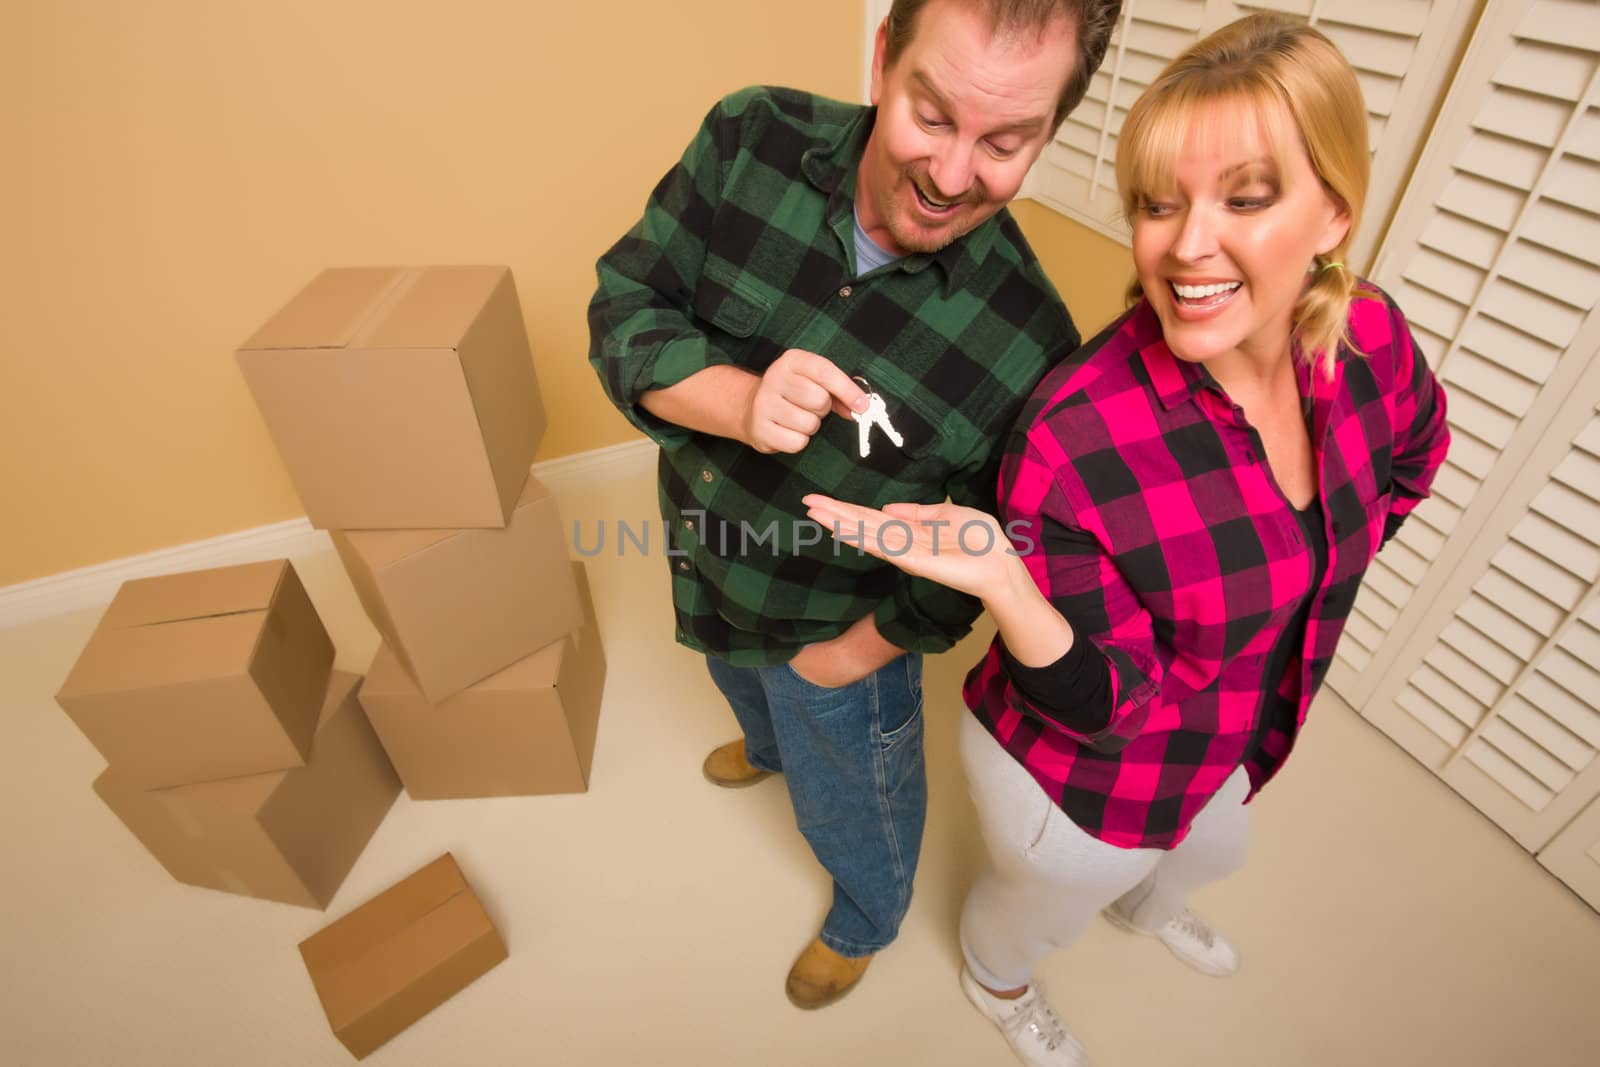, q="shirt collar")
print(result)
[1132,301,1212,411]
[1134,298,1353,422]
[801,105,1001,295]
